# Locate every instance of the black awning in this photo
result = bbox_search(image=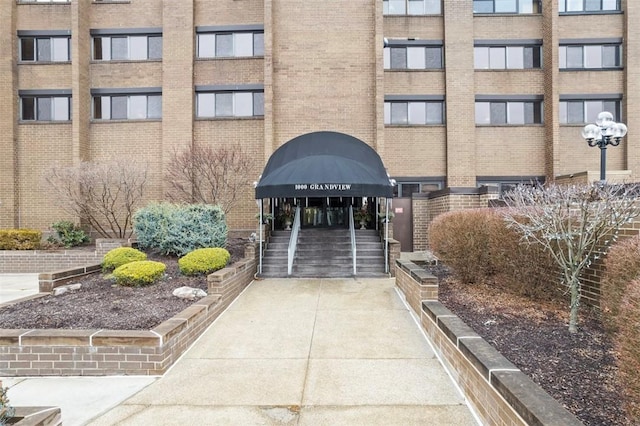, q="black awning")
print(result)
[255,131,393,198]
